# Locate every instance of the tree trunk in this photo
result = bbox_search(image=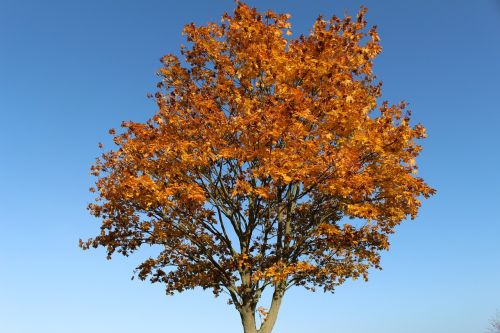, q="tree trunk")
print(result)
[238,287,285,333]
[239,304,258,333]
[257,289,283,333]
